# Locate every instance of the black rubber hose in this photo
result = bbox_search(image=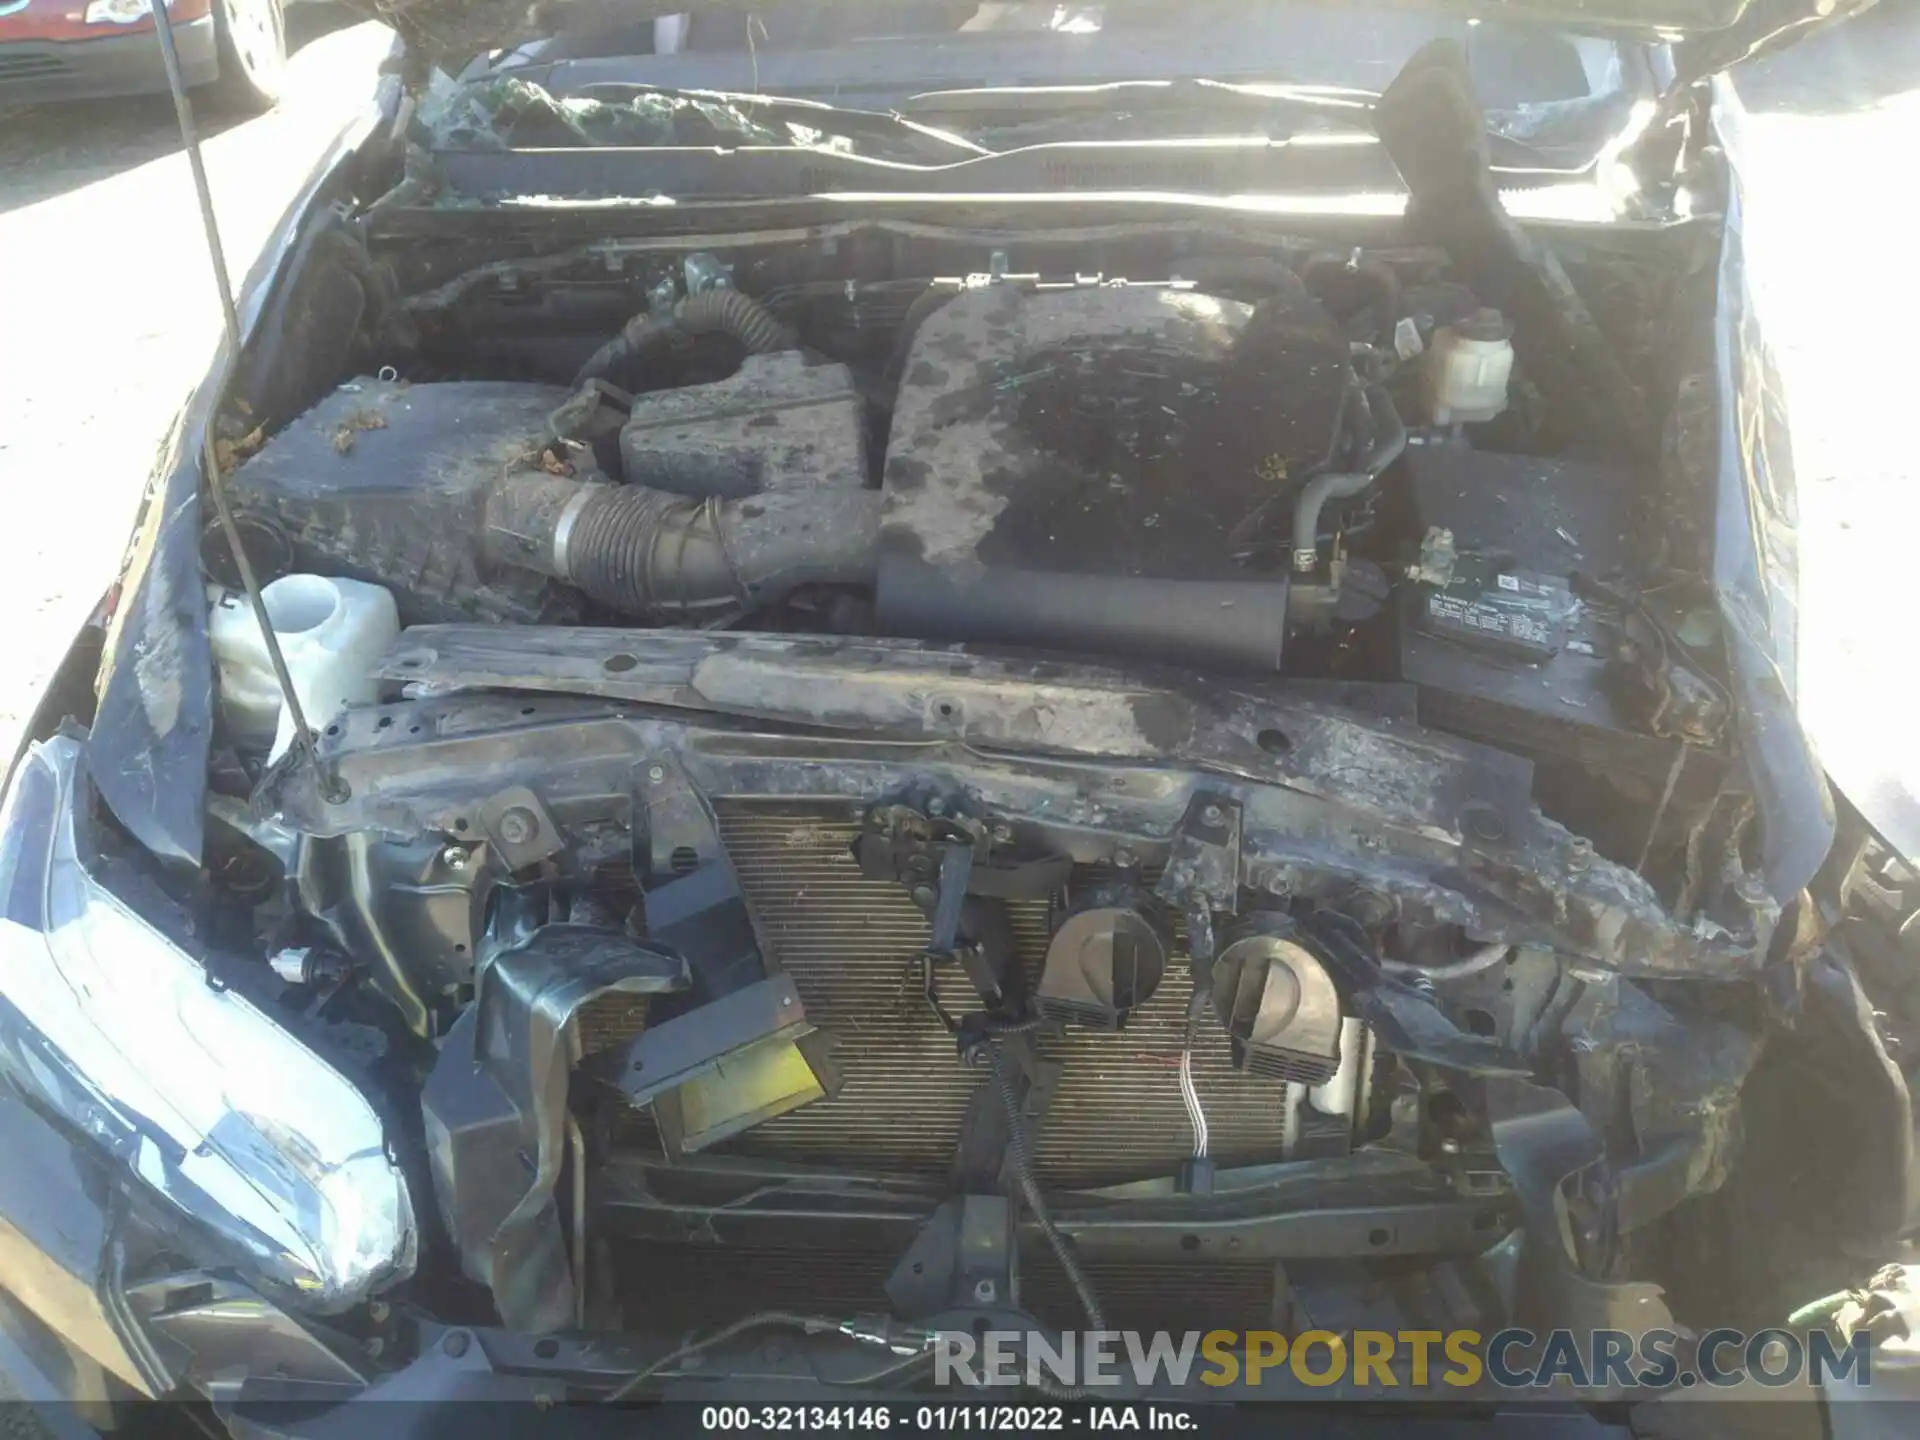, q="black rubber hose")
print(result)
[1290,384,1407,572]
[572,312,672,388]
[575,288,797,387]
[679,288,796,354]
[987,1039,1105,1334]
